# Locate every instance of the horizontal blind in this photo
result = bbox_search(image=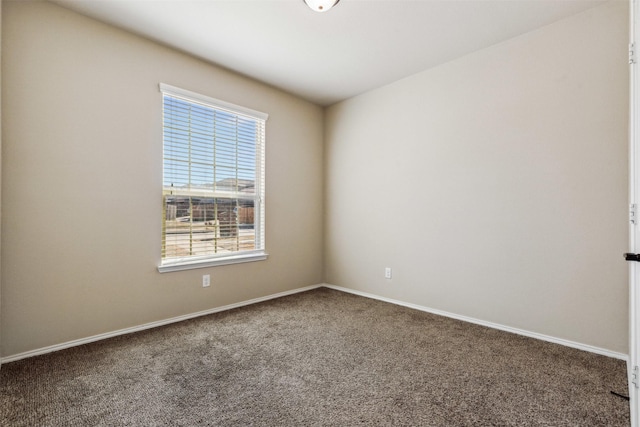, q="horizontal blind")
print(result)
[160,84,267,266]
